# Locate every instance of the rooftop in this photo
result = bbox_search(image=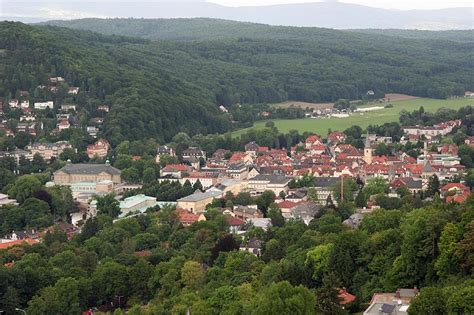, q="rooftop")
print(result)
[177,190,222,202]
[56,163,121,175]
